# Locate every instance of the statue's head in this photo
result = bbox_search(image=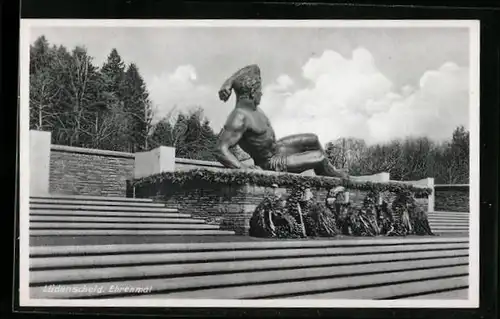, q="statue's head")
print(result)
[233,65,262,106]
